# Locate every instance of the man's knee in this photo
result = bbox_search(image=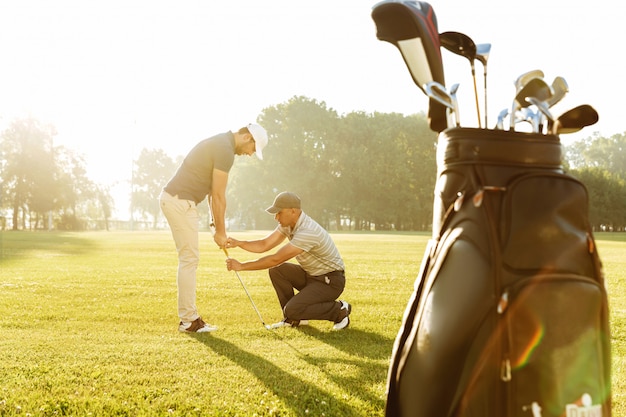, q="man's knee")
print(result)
[267,267,279,282]
[269,265,285,283]
[284,300,306,319]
